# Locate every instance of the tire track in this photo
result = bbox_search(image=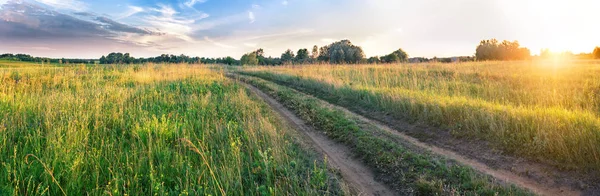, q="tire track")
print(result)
[236,78,395,196]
